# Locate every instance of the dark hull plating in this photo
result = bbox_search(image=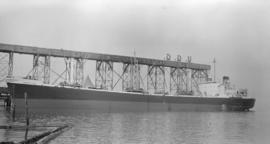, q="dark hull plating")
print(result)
[8,82,255,113]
